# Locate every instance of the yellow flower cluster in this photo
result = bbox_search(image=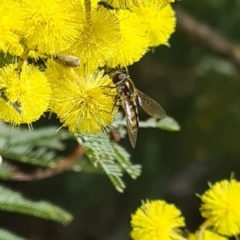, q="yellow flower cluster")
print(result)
[200,178,240,236]
[0,0,176,133]
[131,200,185,240]
[131,177,240,240]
